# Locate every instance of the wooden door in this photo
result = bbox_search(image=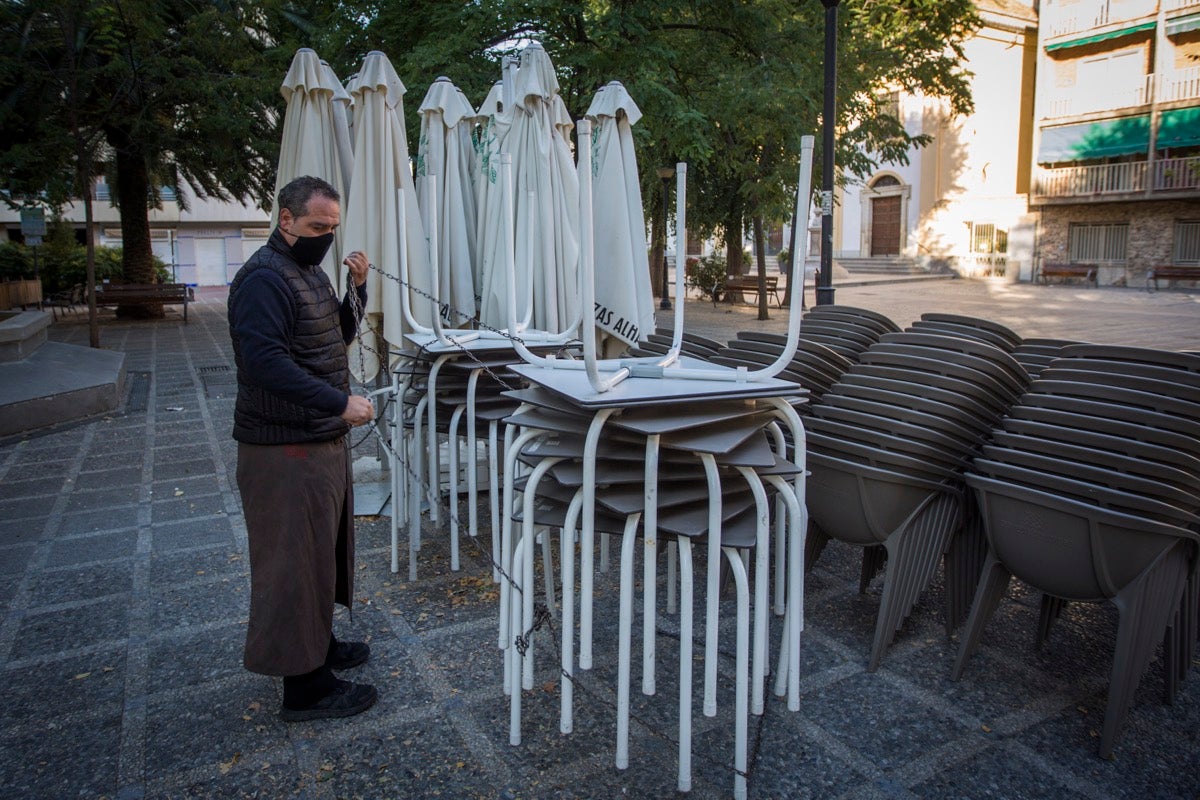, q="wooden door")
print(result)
[871,196,901,256]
